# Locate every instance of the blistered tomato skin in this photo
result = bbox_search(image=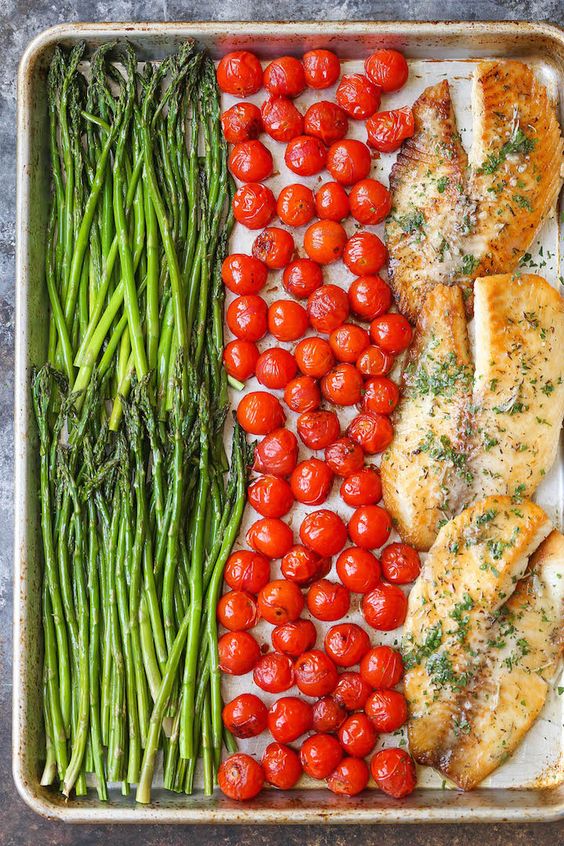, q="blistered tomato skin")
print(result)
[333,671,371,711]
[295,337,335,379]
[315,182,350,222]
[312,696,347,733]
[222,693,268,738]
[360,645,404,689]
[268,299,310,342]
[217,590,259,632]
[281,545,328,586]
[300,733,343,779]
[303,49,341,89]
[304,101,348,145]
[363,376,400,415]
[340,467,383,507]
[258,579,305,625]
[252,227,295,269]
[371,748,417,798]
[218,631,261,675]
[321,364,364,406]
[262,742,303,790]
[362,583,408,631]
[248,474,294,517]
[283,259,323,299]
[349,179,392,225]
[297,410,341,451]
[253,651,295,693]
[264,56,306,98]
[236,391,285,435]
[268,697,314,743]
[221,102,262,143]
[277,184,316,227]
[307,285,350,333]
[290,458,334,506]
[365,49,409,92]
[327,140,372,185]
[335,546,381,593]
[284,375,321,414]
[254,427,298,477]
[223,339,259,381]
[294,649,339,697]
[233,183,277,229]
[229,140,273,182]
[227,294,268,342]
[261,96,304,142]
[217,51,263,97]
[370,313,413,354]
[348,275,392,320]
[349,505,393,550]
[304,221,348,265]
[285,135,327,176]
[329,324,371,363]
[357,345,395,377]
[324,437,365,477]
[367,107,415,153]
[255,348,298,390]
[300,510,348,557]
[224,549,271,593]
[307,579,351,622]
[336,73,381,120]
[247,518,294,559]
[327,758,369,796]
[272,618,317,656]
[381,542,422,584]
[347,411,394,454]
[343,232,388,276]
[222,254,268,295]
[324,623,371,667]
[339,713,378,758]
[218,753,265,801]
[365,689,408,732]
